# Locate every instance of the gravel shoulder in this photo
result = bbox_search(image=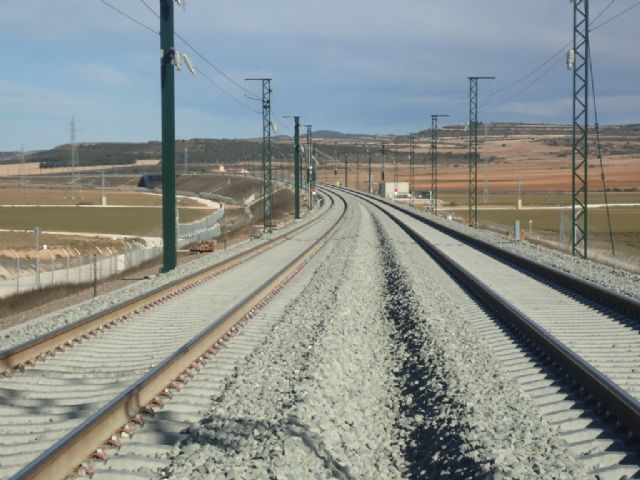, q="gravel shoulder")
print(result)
[406,203,640,301]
